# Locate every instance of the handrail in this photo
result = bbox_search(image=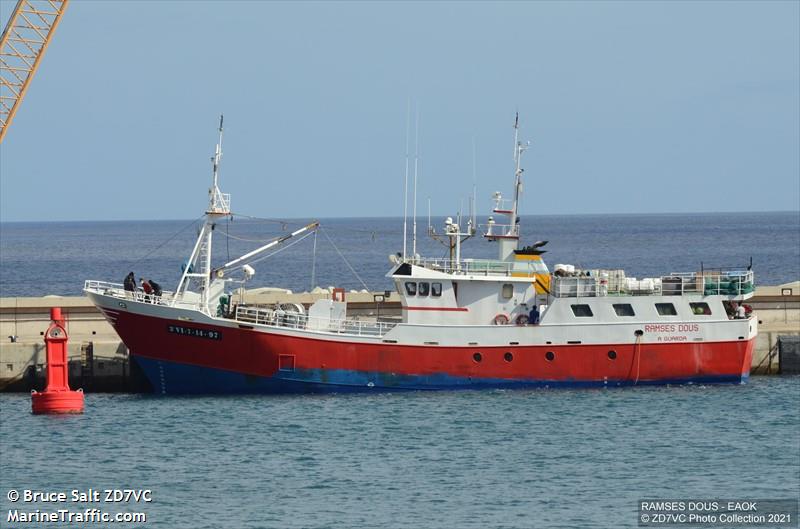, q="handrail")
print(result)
[481,222,518,238]
[551,270,755,298]
[84,280,179,307]
[234,305,395,337]
[408,257,539,276]
[84,280,395,338]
